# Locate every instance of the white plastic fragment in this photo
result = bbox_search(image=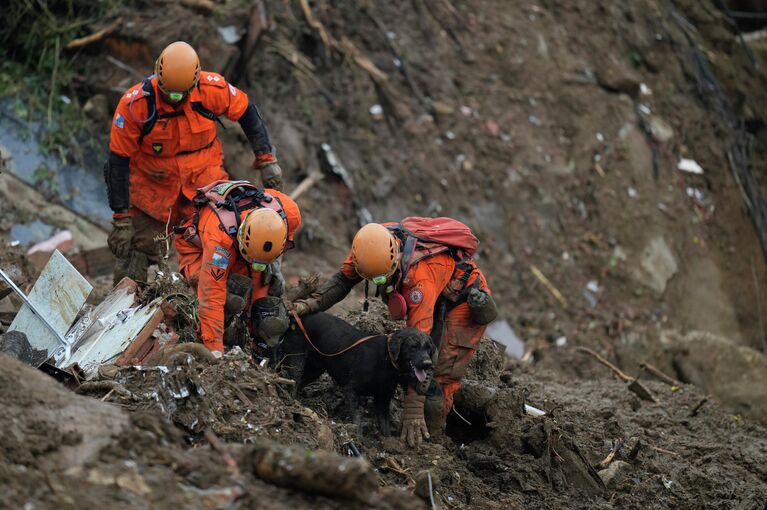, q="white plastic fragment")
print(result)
[640,83,652,95]
[369,104,383,119]
[525,404,546,417]
[677,158,704,175]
